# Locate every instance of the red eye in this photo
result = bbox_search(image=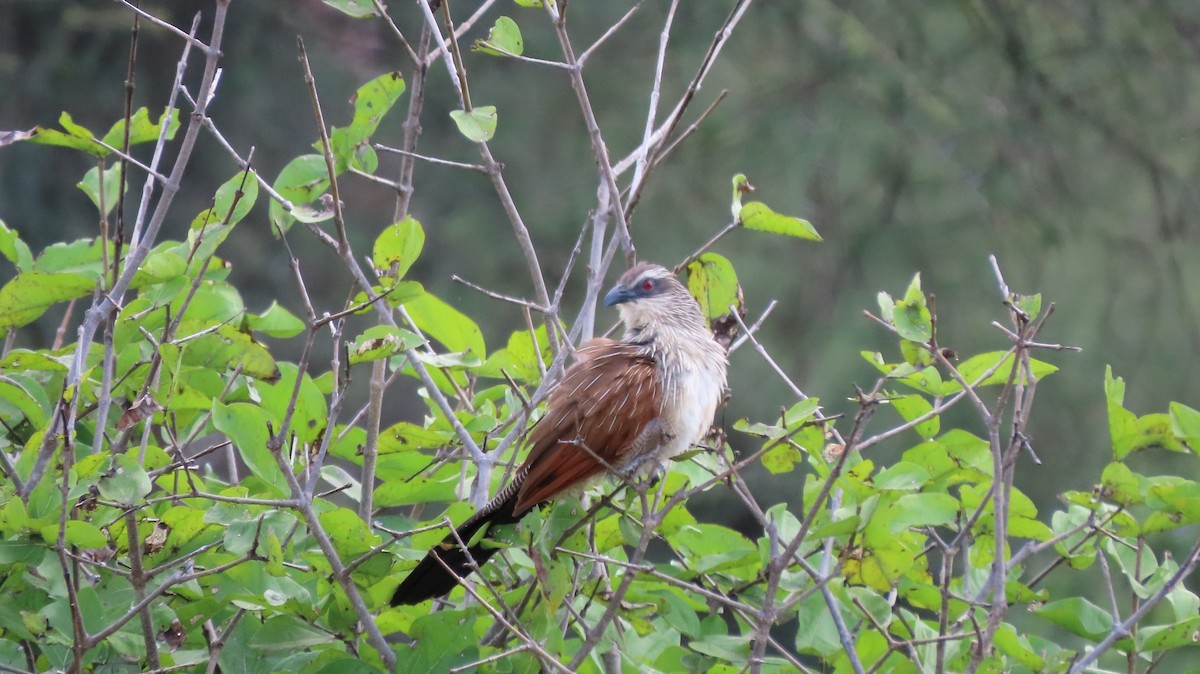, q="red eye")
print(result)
[642,279,655,292]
